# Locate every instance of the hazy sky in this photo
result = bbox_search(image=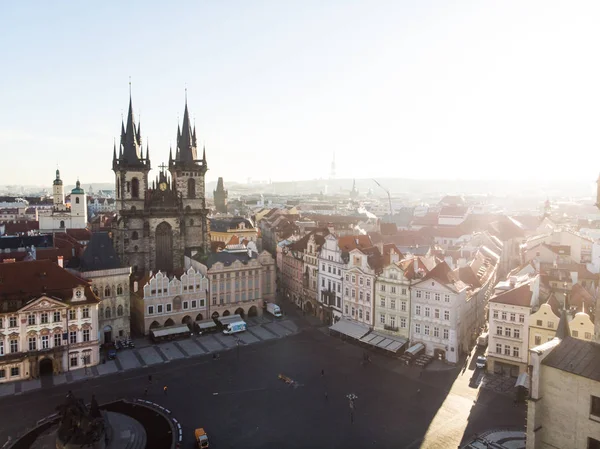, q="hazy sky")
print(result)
[2,1,600,187]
